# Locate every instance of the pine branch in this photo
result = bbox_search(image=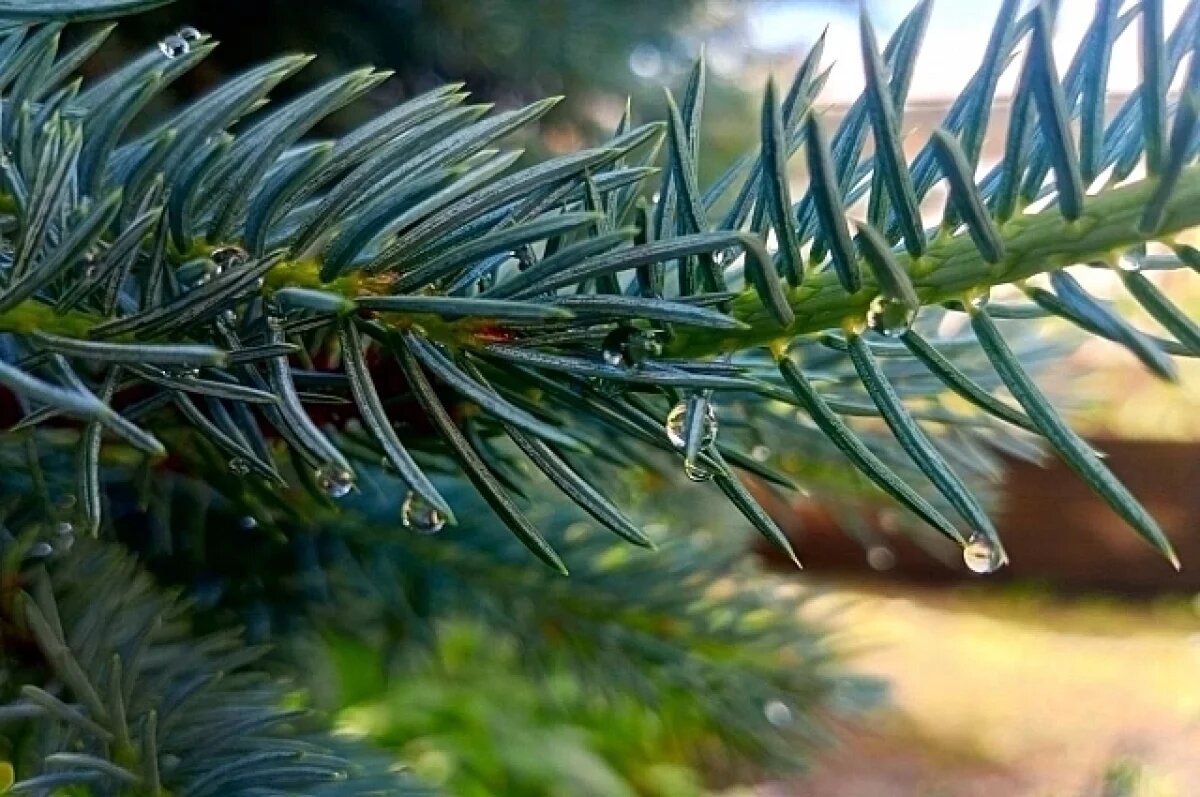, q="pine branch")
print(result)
[0,0,1196,575]
[0,536,425,795]
[675,165,1200,354]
